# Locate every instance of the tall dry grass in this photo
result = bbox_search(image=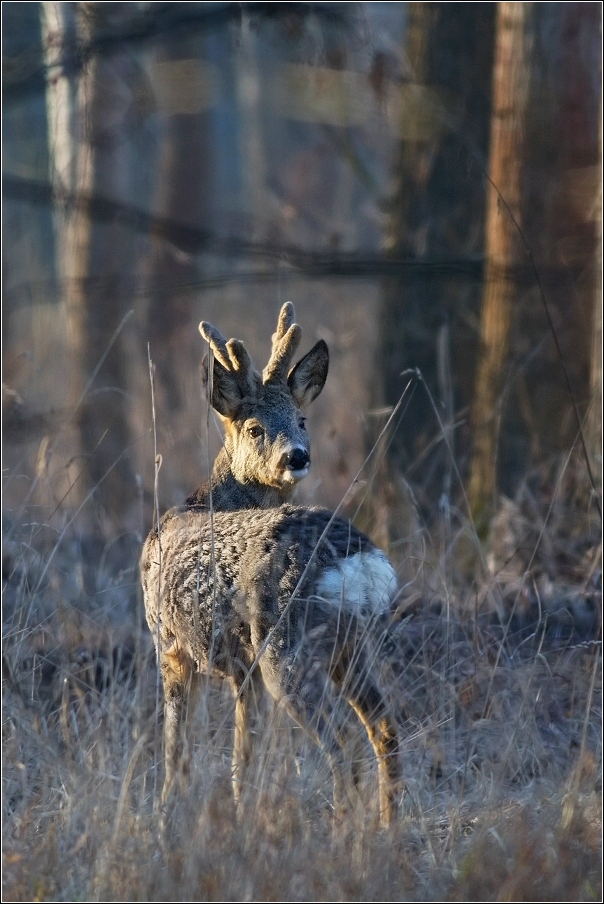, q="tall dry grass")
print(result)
[2,450,601,902]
